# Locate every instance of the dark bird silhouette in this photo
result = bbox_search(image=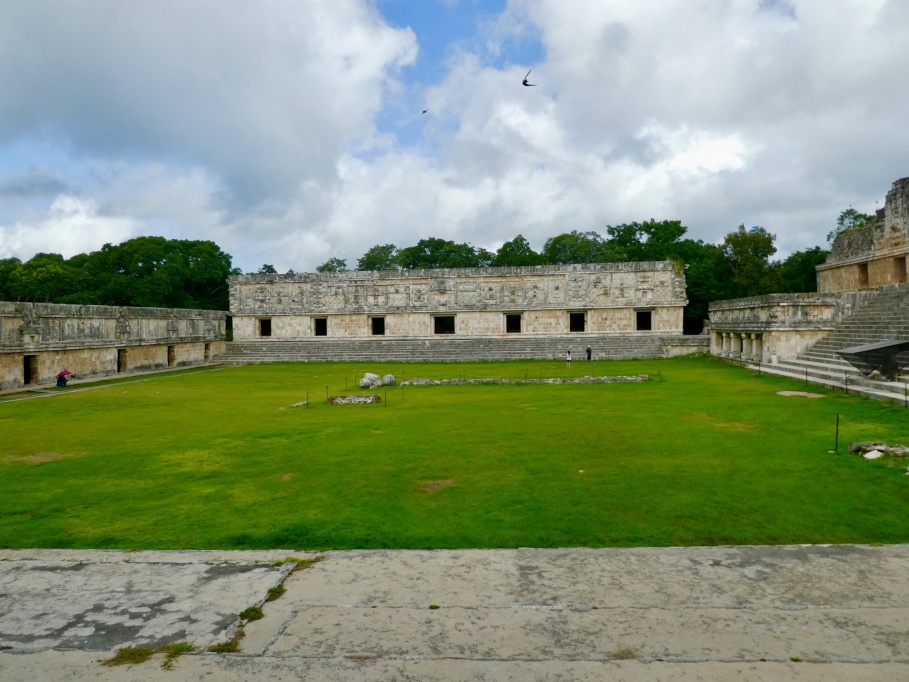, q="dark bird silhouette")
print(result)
[421,109,428,115]
[522,69,536,87]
